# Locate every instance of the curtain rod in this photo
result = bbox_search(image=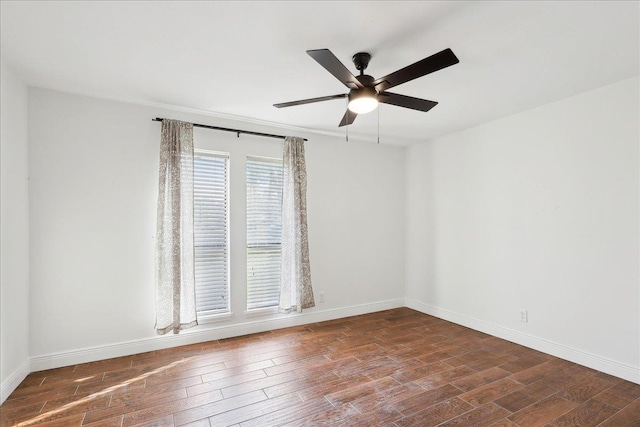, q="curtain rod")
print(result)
[152,118,307,141]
